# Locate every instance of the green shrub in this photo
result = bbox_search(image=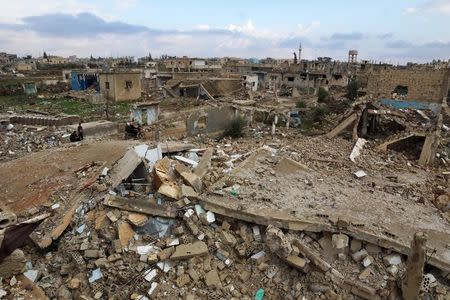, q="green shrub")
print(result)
[317,87,329,103]
[310,106,330,122]
[224,115,246,138]
[347,78,359,101]
[296,100,307,108]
